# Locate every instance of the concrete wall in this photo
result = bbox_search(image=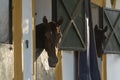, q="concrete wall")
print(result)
[0,44,14,80]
